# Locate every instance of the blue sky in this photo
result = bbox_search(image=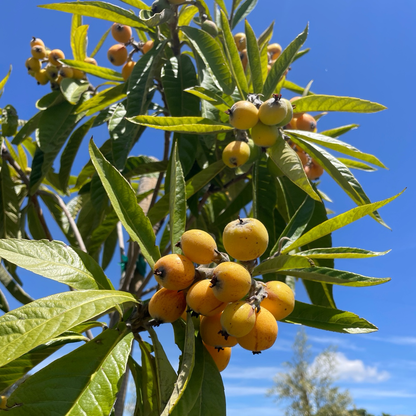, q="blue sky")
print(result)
[1,0,416,415]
